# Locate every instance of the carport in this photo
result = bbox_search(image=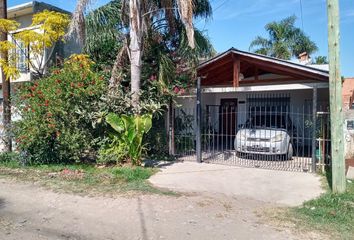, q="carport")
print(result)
[169,48,331,172]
